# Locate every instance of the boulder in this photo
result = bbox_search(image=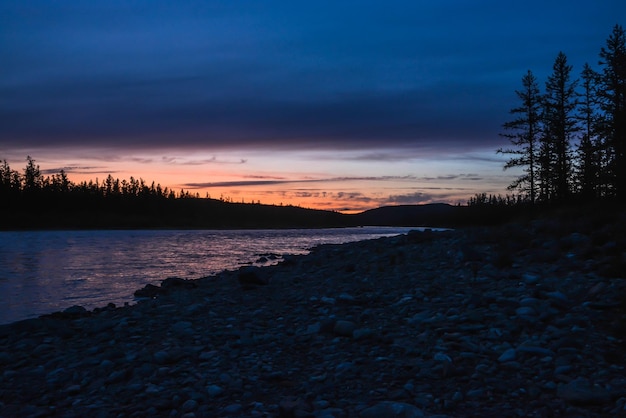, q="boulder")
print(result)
[134,284,160,298]
[160,277,197,290]
[237,266,269,287]
[557,378,612,405]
